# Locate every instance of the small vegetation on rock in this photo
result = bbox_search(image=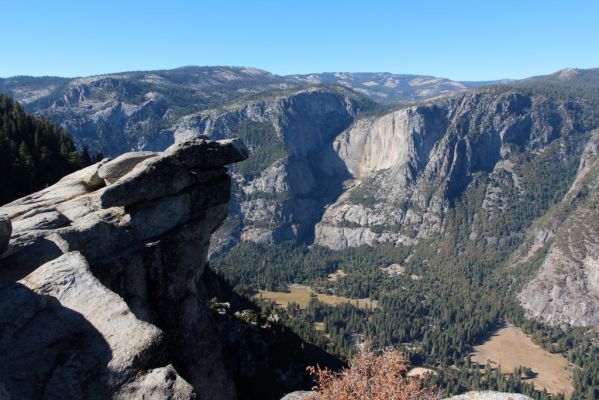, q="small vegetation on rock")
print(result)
[307,348,441,400]
[231,119,287,178]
